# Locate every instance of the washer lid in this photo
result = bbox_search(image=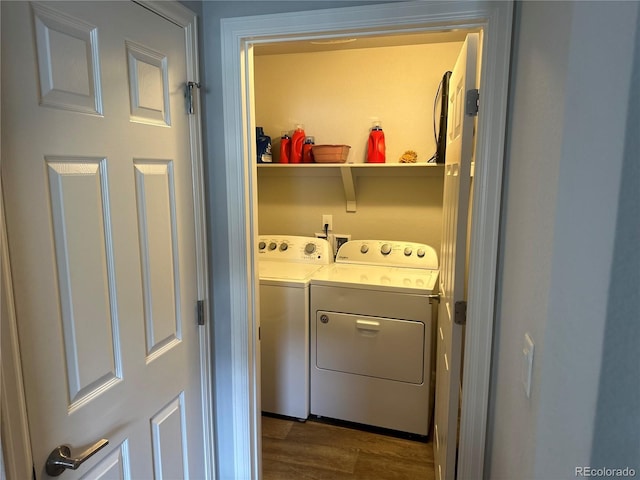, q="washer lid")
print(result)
[310,263,438,294]
[259,261,326,282]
